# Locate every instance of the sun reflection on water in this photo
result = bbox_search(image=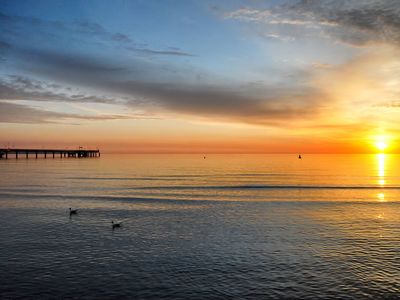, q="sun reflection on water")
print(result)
[377,192,385,202]
[377,153,385,186]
